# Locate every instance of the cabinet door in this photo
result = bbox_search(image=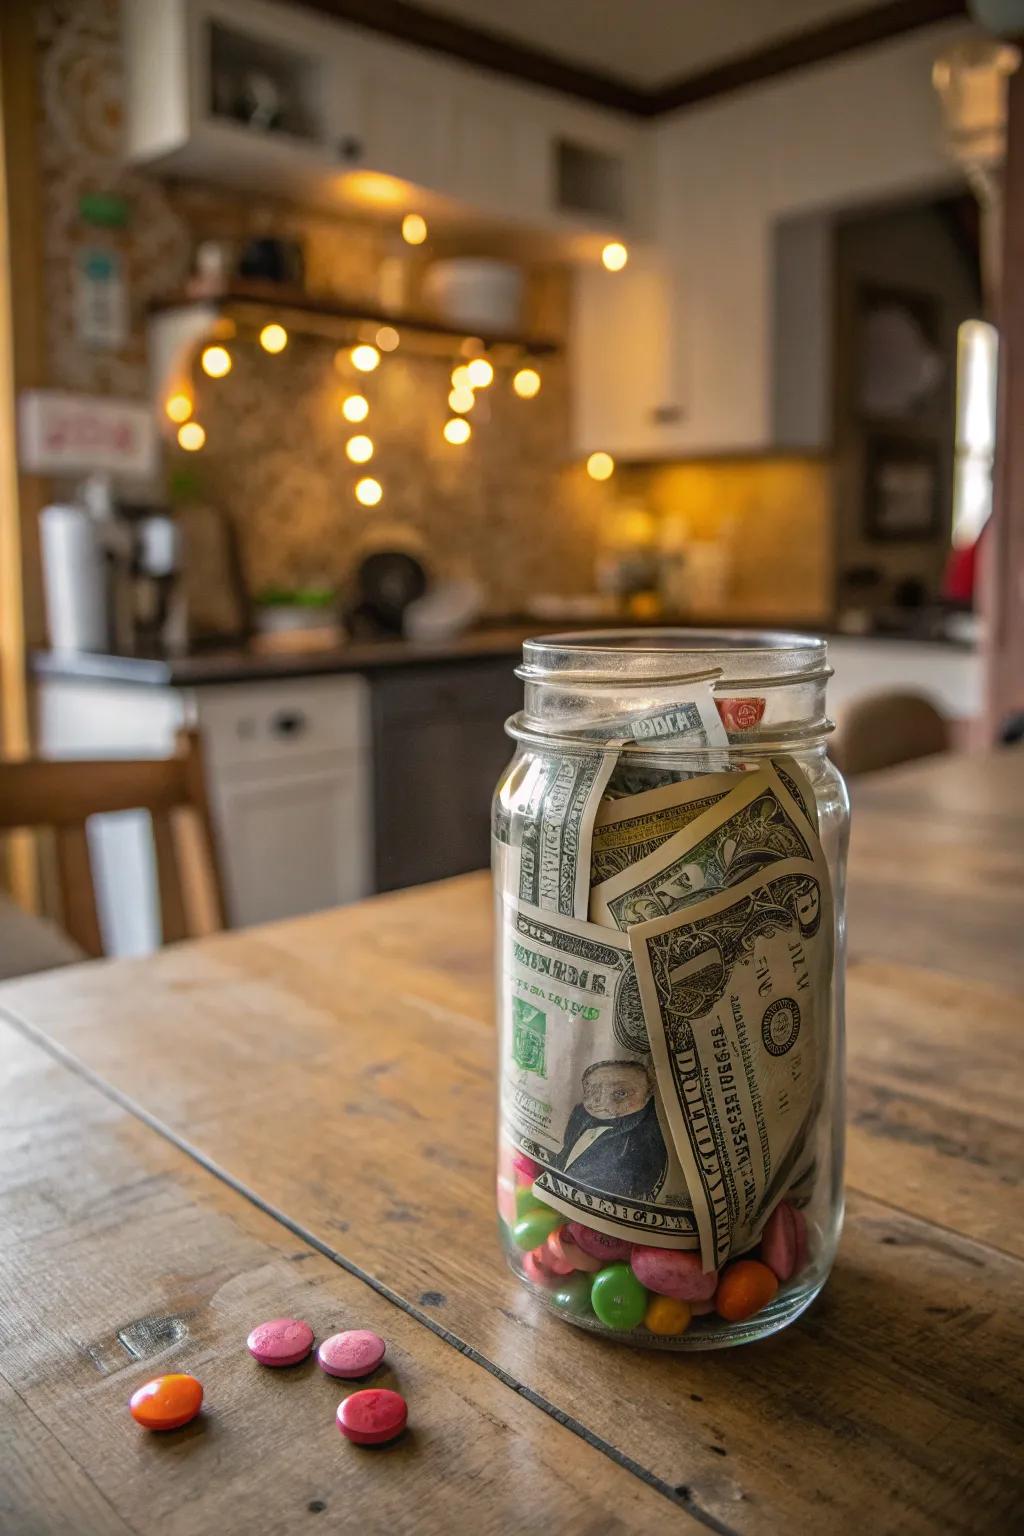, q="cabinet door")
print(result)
[371,663,520,892]
[213,759,369,927]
